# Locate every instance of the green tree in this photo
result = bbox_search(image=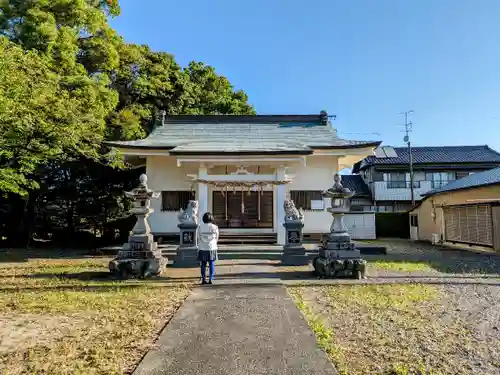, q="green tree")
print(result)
[0,0,255,247]
[0,37,117,195]
[182,61,254,116]
[107,44,255,141]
